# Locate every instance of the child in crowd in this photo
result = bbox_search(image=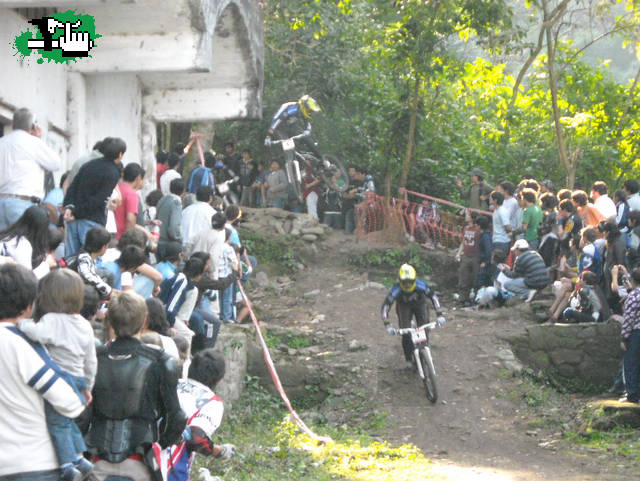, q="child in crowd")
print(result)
[74,226,113,300]
[218,228,240,323]
[155,243,183,281]
[562,271,609,323]
[101,245,147,291]
[19,269,96,481]
[475,249,514,308]
[455,212,480,306]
